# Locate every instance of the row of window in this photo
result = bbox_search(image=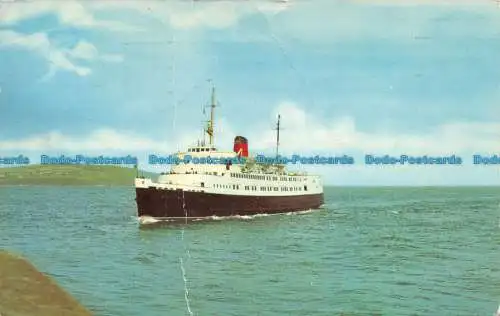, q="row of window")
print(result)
[213,183,308,192]
[187,147,216,152]
[214,184,234,189]
[230,173,301,182]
